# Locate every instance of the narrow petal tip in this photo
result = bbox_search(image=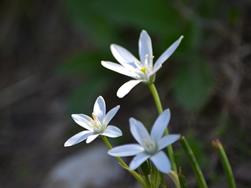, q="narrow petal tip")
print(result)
[110,43,115,49]
[101,60,106,65]
[64,142,71,147]
[179,35,184,42]
[116,80,142,98]
[71,114,76,119]
[110,43,119,51]
[141,29,147,34]
[164,108,170,114]
[116,91,124,98]
[176,134,181,140]
[107,150,115,156]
